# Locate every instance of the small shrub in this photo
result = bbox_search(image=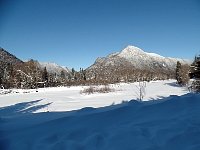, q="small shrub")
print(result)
[80,86,95,94]
[81,85,114,94]
[96,85,113,93]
